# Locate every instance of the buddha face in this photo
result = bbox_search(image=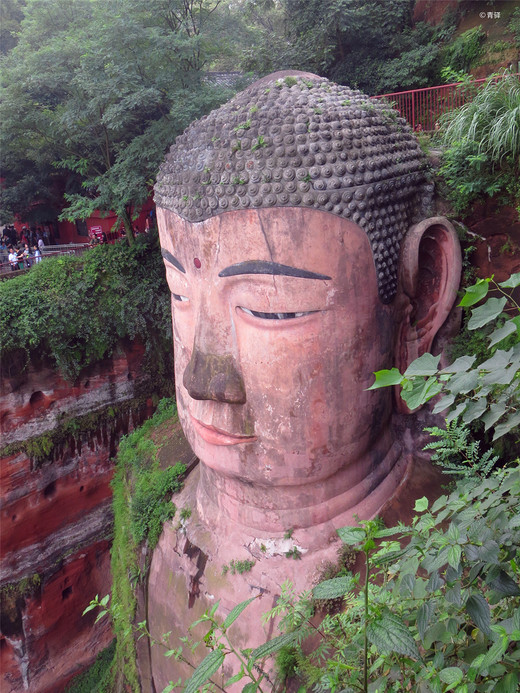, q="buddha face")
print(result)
[158,206,399,491]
